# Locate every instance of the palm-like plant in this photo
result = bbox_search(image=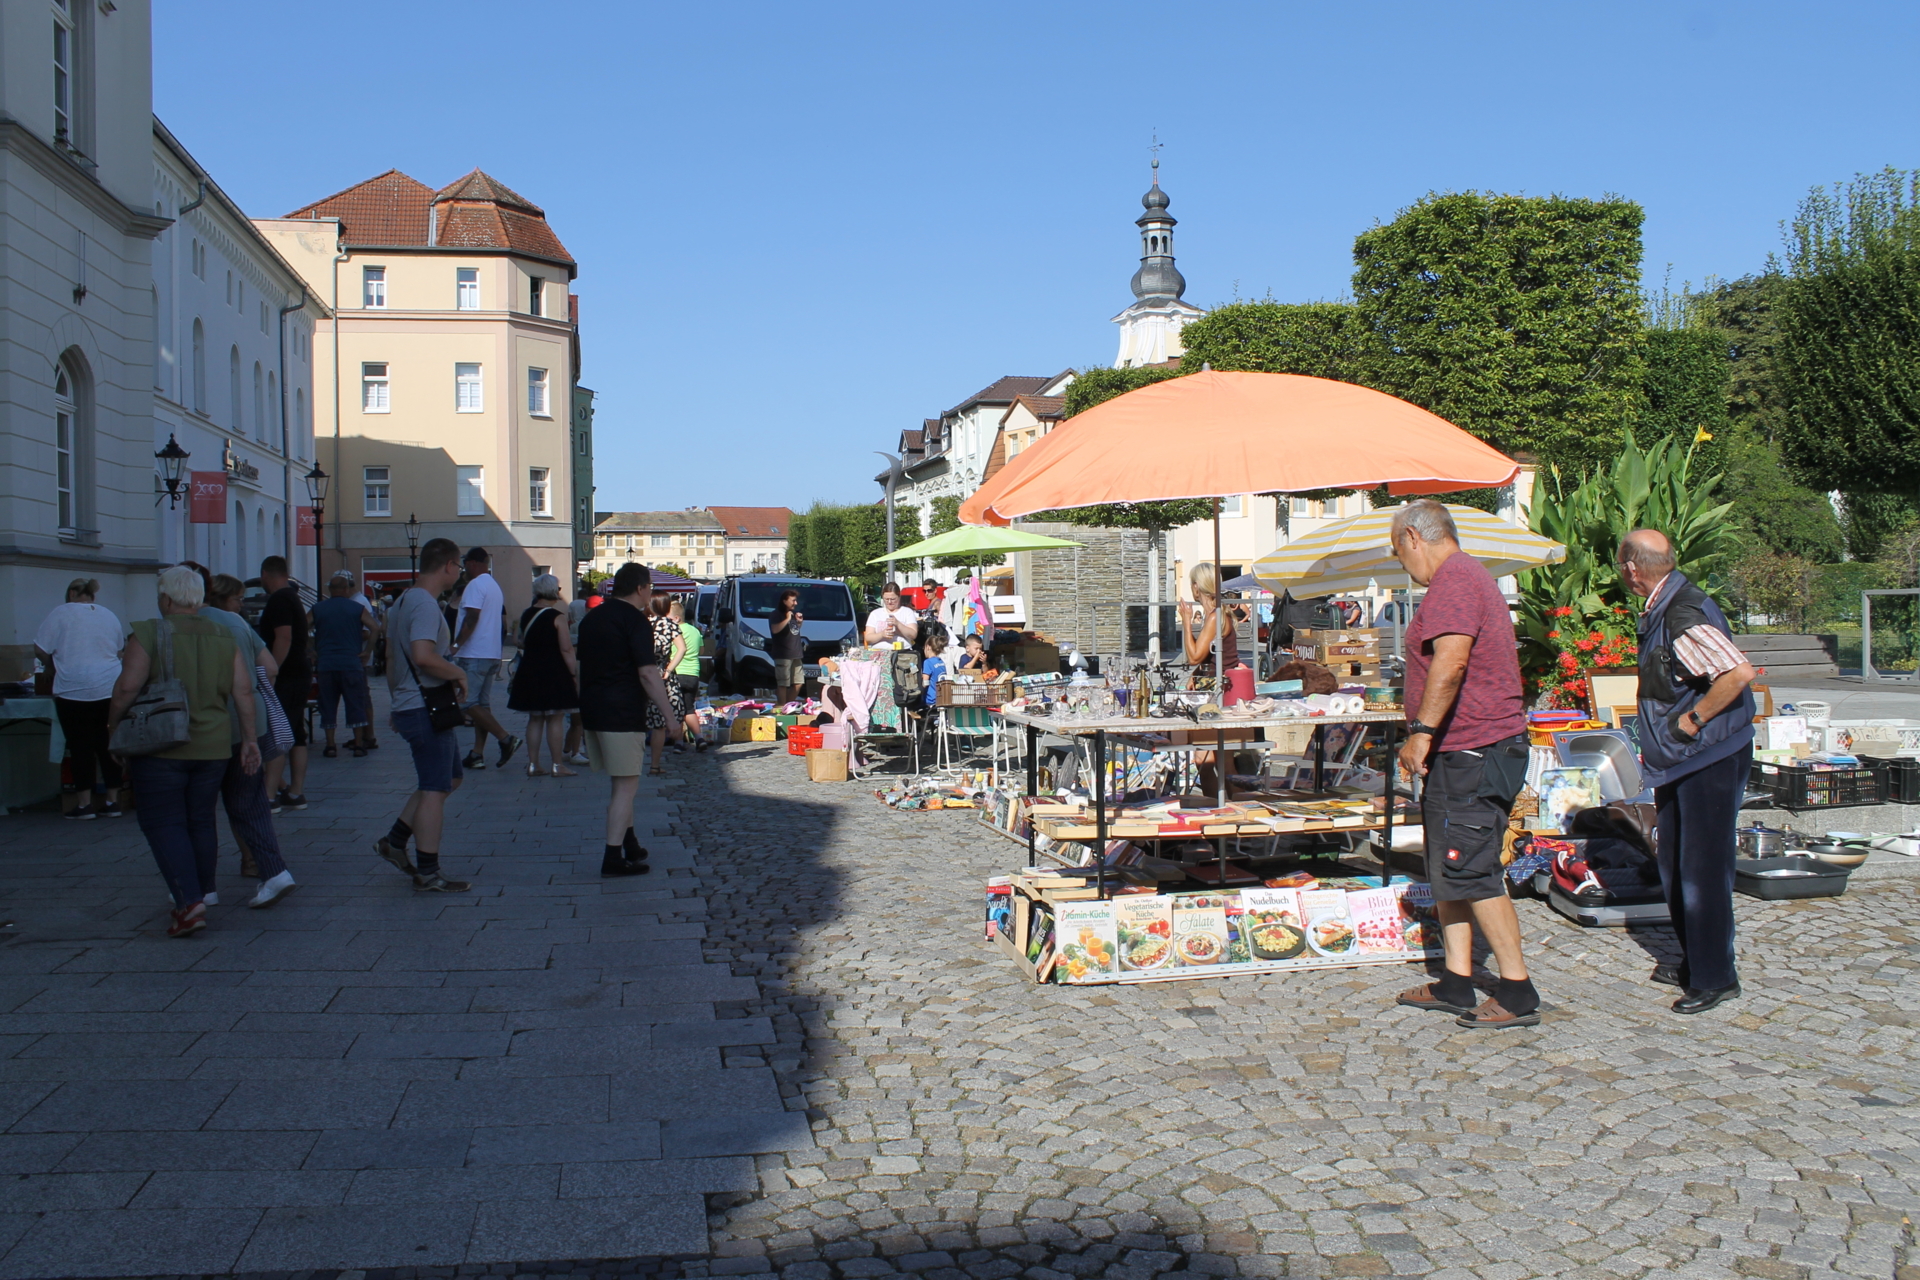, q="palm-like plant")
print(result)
[1518,435,1739,697]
